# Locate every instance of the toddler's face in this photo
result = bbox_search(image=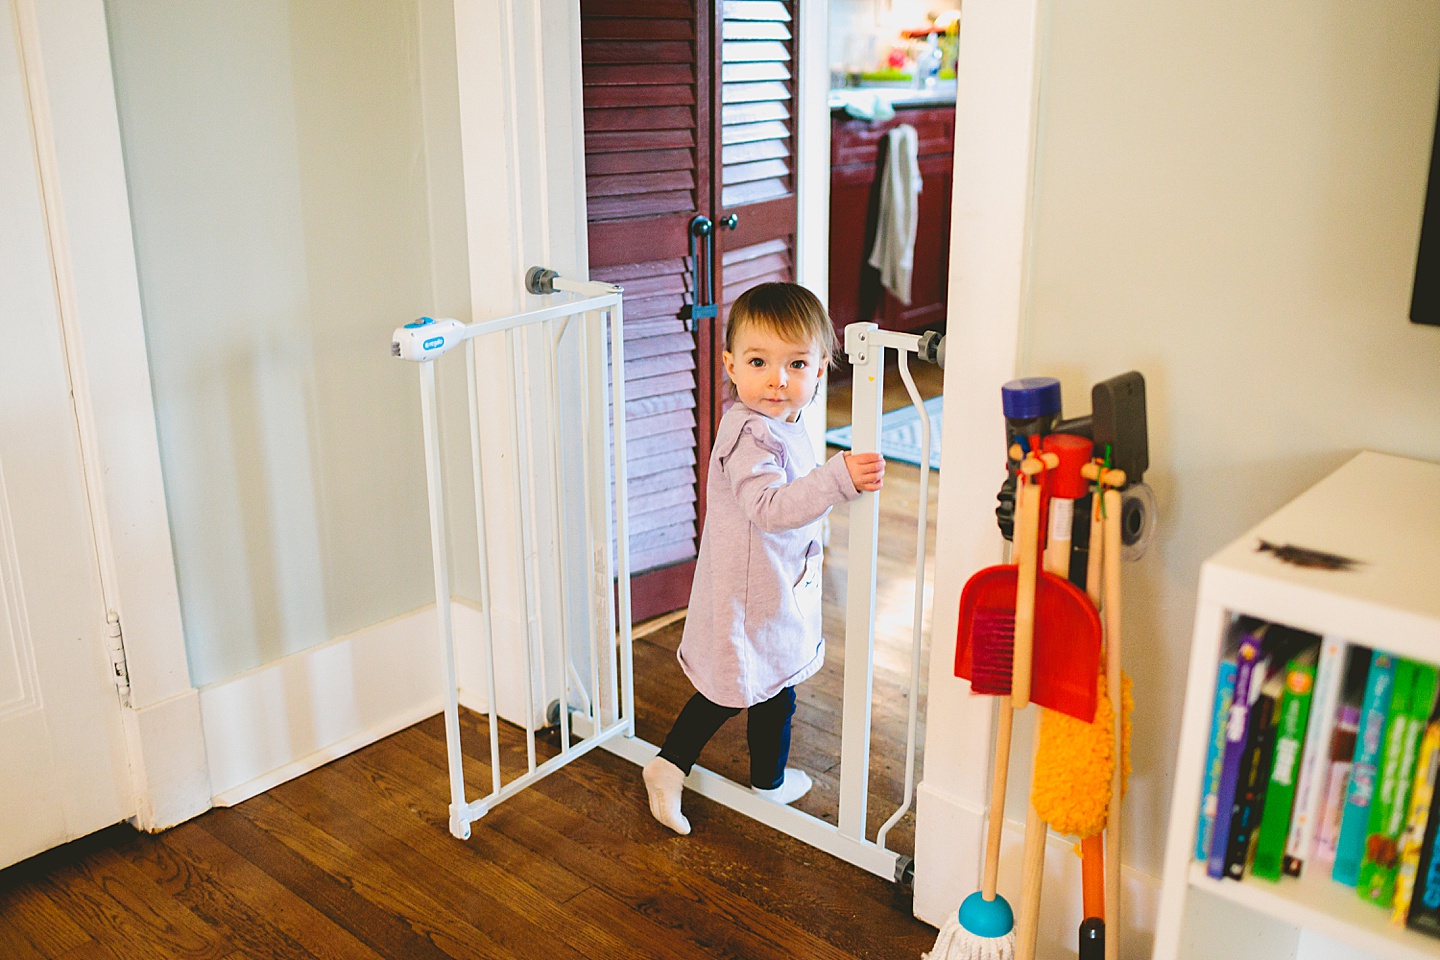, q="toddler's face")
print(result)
[723,326,824,423]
